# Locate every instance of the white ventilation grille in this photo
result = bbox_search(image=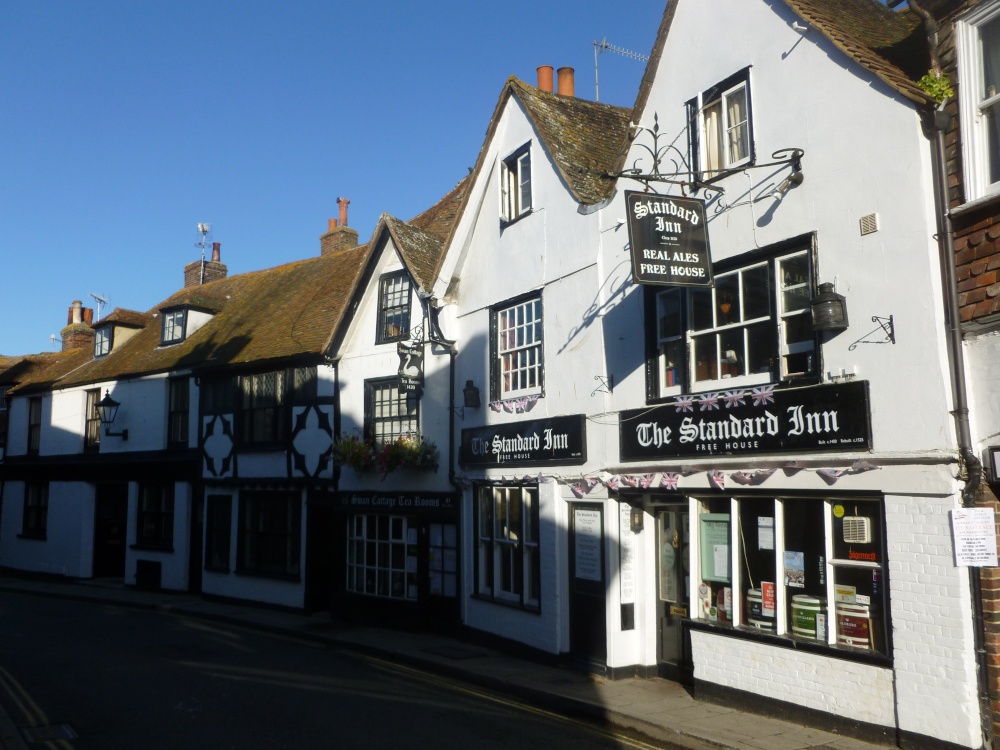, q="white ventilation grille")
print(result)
[843,516,871,544]
[860,213,879,235]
